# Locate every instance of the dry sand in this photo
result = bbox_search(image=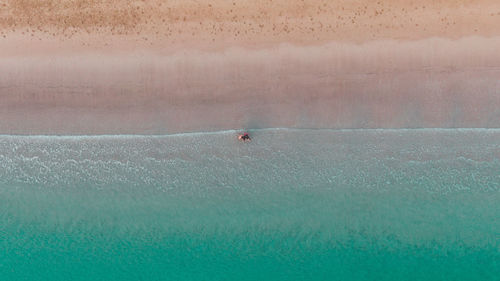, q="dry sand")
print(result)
[1,0,500,134]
